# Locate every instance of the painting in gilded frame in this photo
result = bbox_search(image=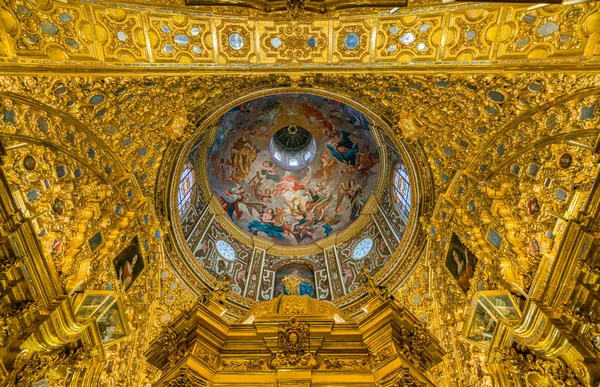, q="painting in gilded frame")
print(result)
[445,233,477,293]
[96,301,128,344]
[113,236,144,292]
